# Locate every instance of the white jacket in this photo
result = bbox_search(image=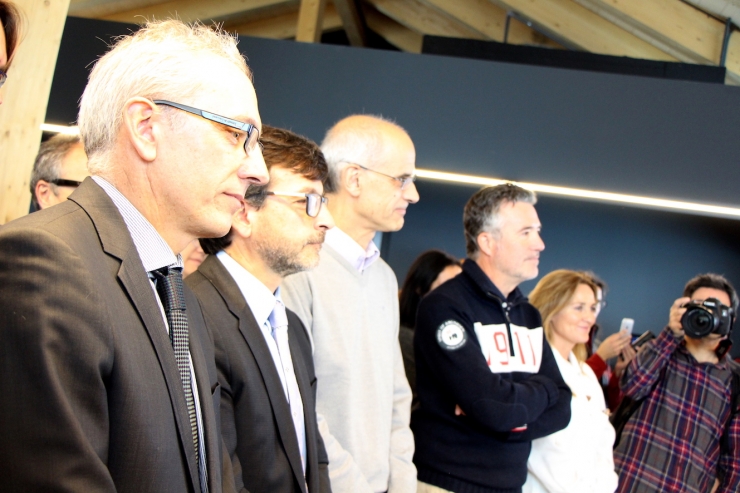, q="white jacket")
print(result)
[523,351,618,493]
